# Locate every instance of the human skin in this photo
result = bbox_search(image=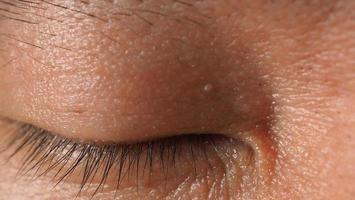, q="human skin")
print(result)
[0,0,354,199]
